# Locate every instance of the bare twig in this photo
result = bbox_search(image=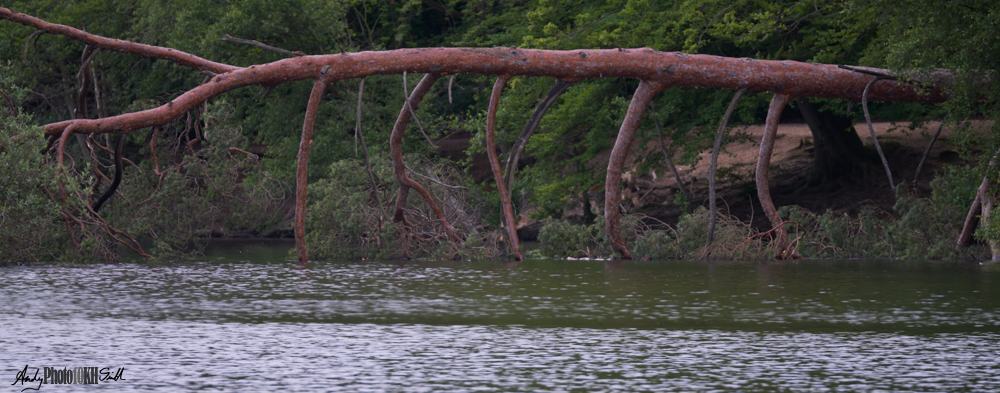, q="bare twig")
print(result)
[838,64,899,81]
[504,79,572,197]
[913,112,950,184]
[650,104,689,198]
[402,71,437,148]
[22,30,44,61]
[405,165,466,189]
[219,34,305,57]
[862,76,896,192]
[354,77,383,212]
